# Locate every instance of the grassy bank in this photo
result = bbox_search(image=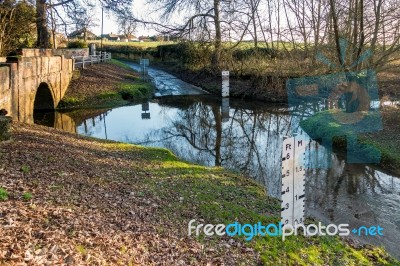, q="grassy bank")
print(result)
[300,107,400,175]
[0,123,398,265]
[58,59,154,109]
